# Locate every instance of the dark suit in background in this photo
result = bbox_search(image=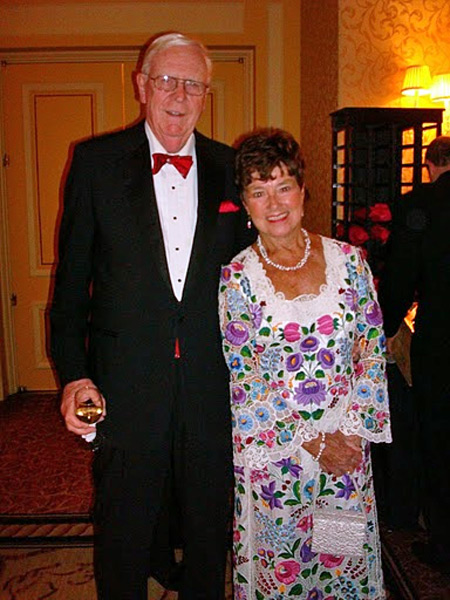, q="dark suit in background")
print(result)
[50,34,252,600]
[379,161,450,570]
